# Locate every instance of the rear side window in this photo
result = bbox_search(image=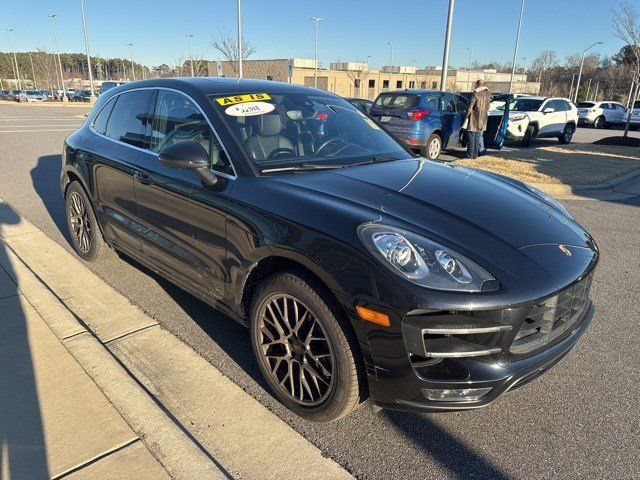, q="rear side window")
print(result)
[105,90,153,149]
[92,97,116,135]
[374,93,419,109]
[439,94,456,112]
[577,102,595,108]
